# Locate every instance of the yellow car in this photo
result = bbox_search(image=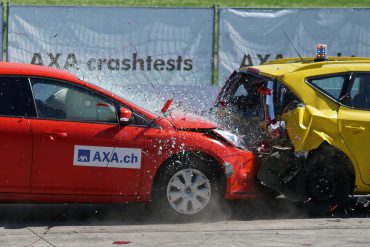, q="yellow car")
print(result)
[215,56,370,215]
